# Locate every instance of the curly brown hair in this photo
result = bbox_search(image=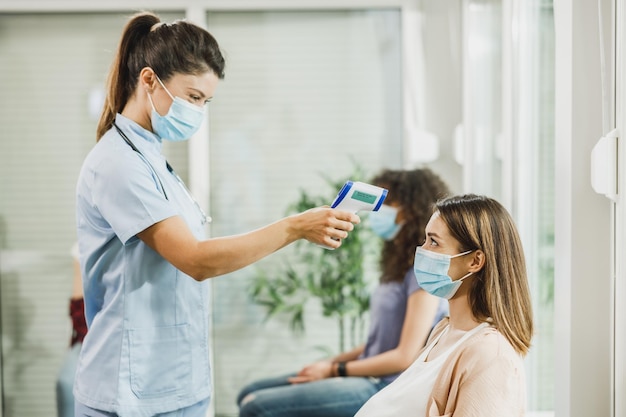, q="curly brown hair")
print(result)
[371,168,450,283]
